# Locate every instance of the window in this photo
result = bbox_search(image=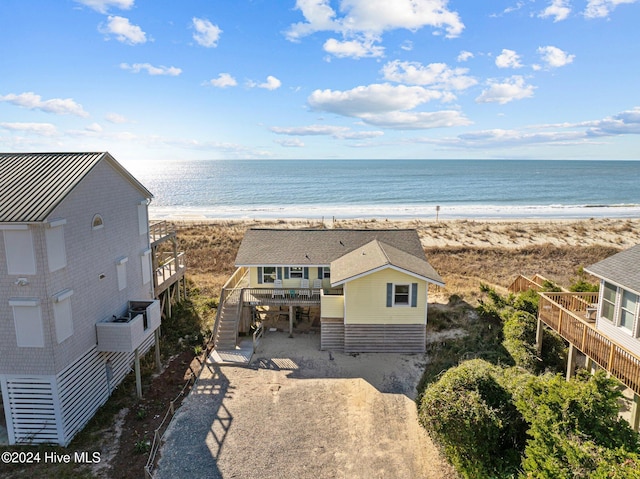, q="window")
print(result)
[387,283,418,308]
[323,267,331,279]
[289,267,304,279]
[601,282,617,322]
[141,249,152,285]
[45,219,67,272]
[3,228,36,275]
[9,299,44,348]
[620,290,637,332]
[261,267,277,284]
[116,257,128,291]
[92,214,104,230]
[138,202,148,236]
[52,289,73,343]
[394,284,410,306]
